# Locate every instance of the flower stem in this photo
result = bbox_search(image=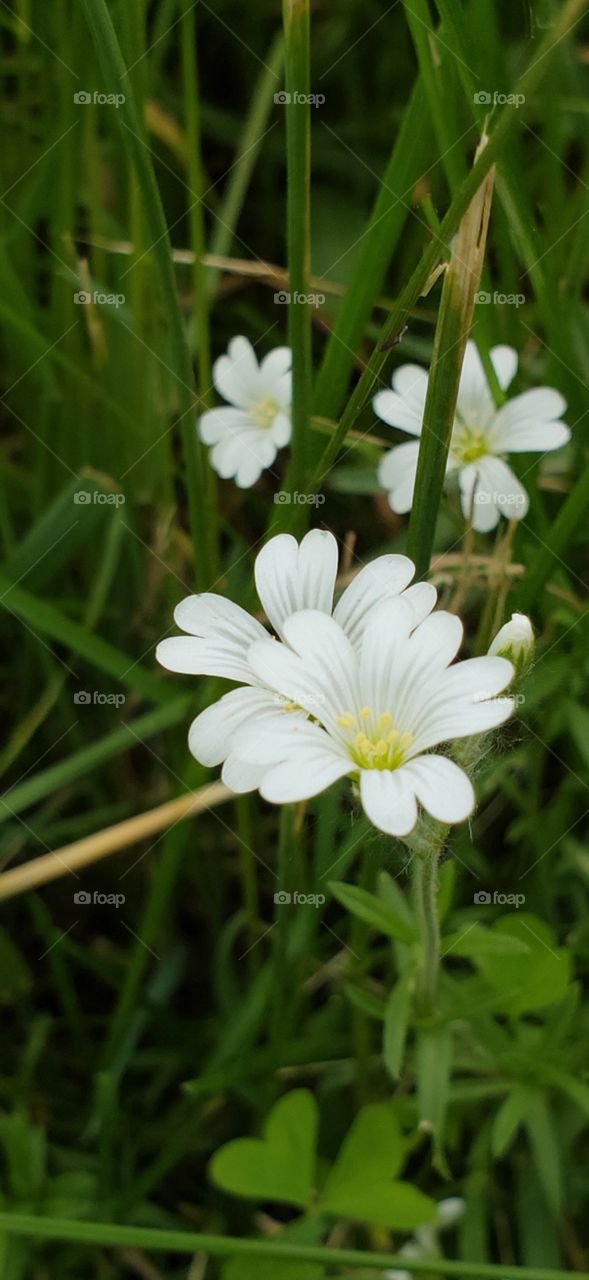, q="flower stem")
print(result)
[413,850,440,1012]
